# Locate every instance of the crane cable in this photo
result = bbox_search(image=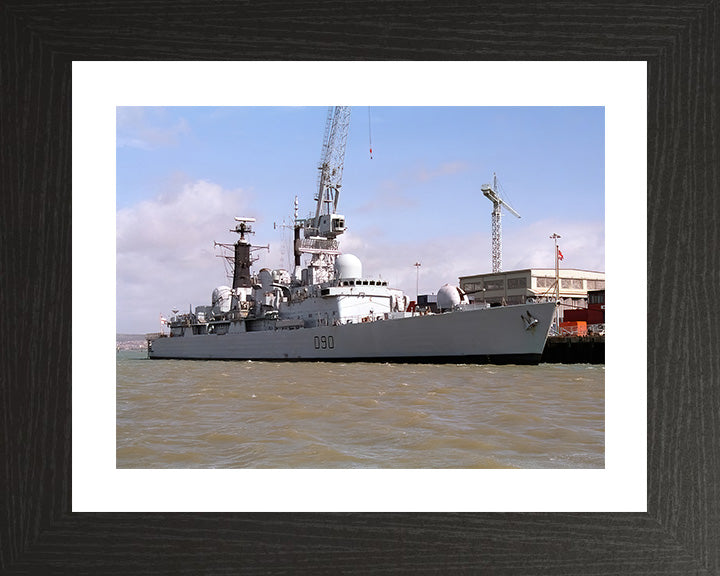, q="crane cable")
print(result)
[496,177,515,209]
[368,106,373,159]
